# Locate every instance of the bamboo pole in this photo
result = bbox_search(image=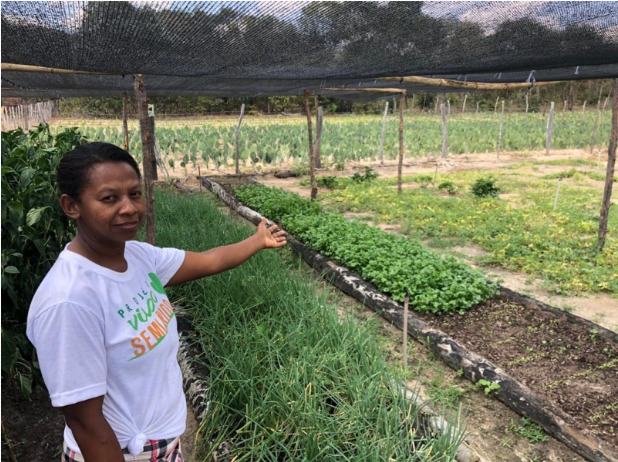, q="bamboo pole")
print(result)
[304,91,317,200]
[132,74,156,245]
[122,92,129,151]
[598,78,618,251]
[235,103,245,175]
[397,92,405,194]
[381,75,560,91]
[379,101,389,165]
[440,103,448,159]
[546,101,555,156]
[1,63,118,75]
[323,87,405,94]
